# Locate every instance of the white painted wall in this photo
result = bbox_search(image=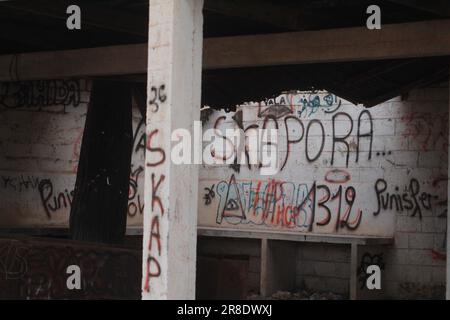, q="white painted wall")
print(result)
[198,85,448,298]
[0,79,145,228]
[447,76,450,300]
